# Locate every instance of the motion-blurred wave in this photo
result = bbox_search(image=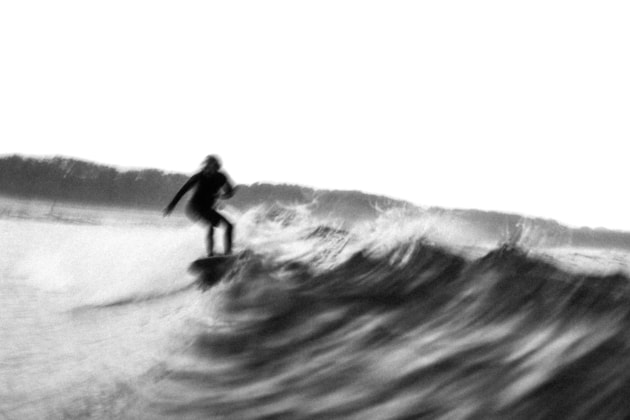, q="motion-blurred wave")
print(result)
[144,236,630,419]
[3,202,630,419]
